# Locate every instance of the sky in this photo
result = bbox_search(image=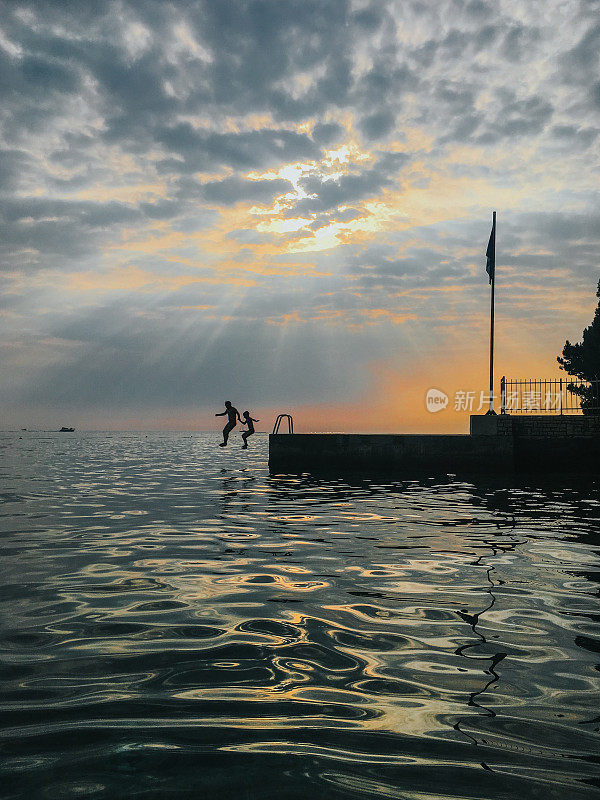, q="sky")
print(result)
[1,0,599,432]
